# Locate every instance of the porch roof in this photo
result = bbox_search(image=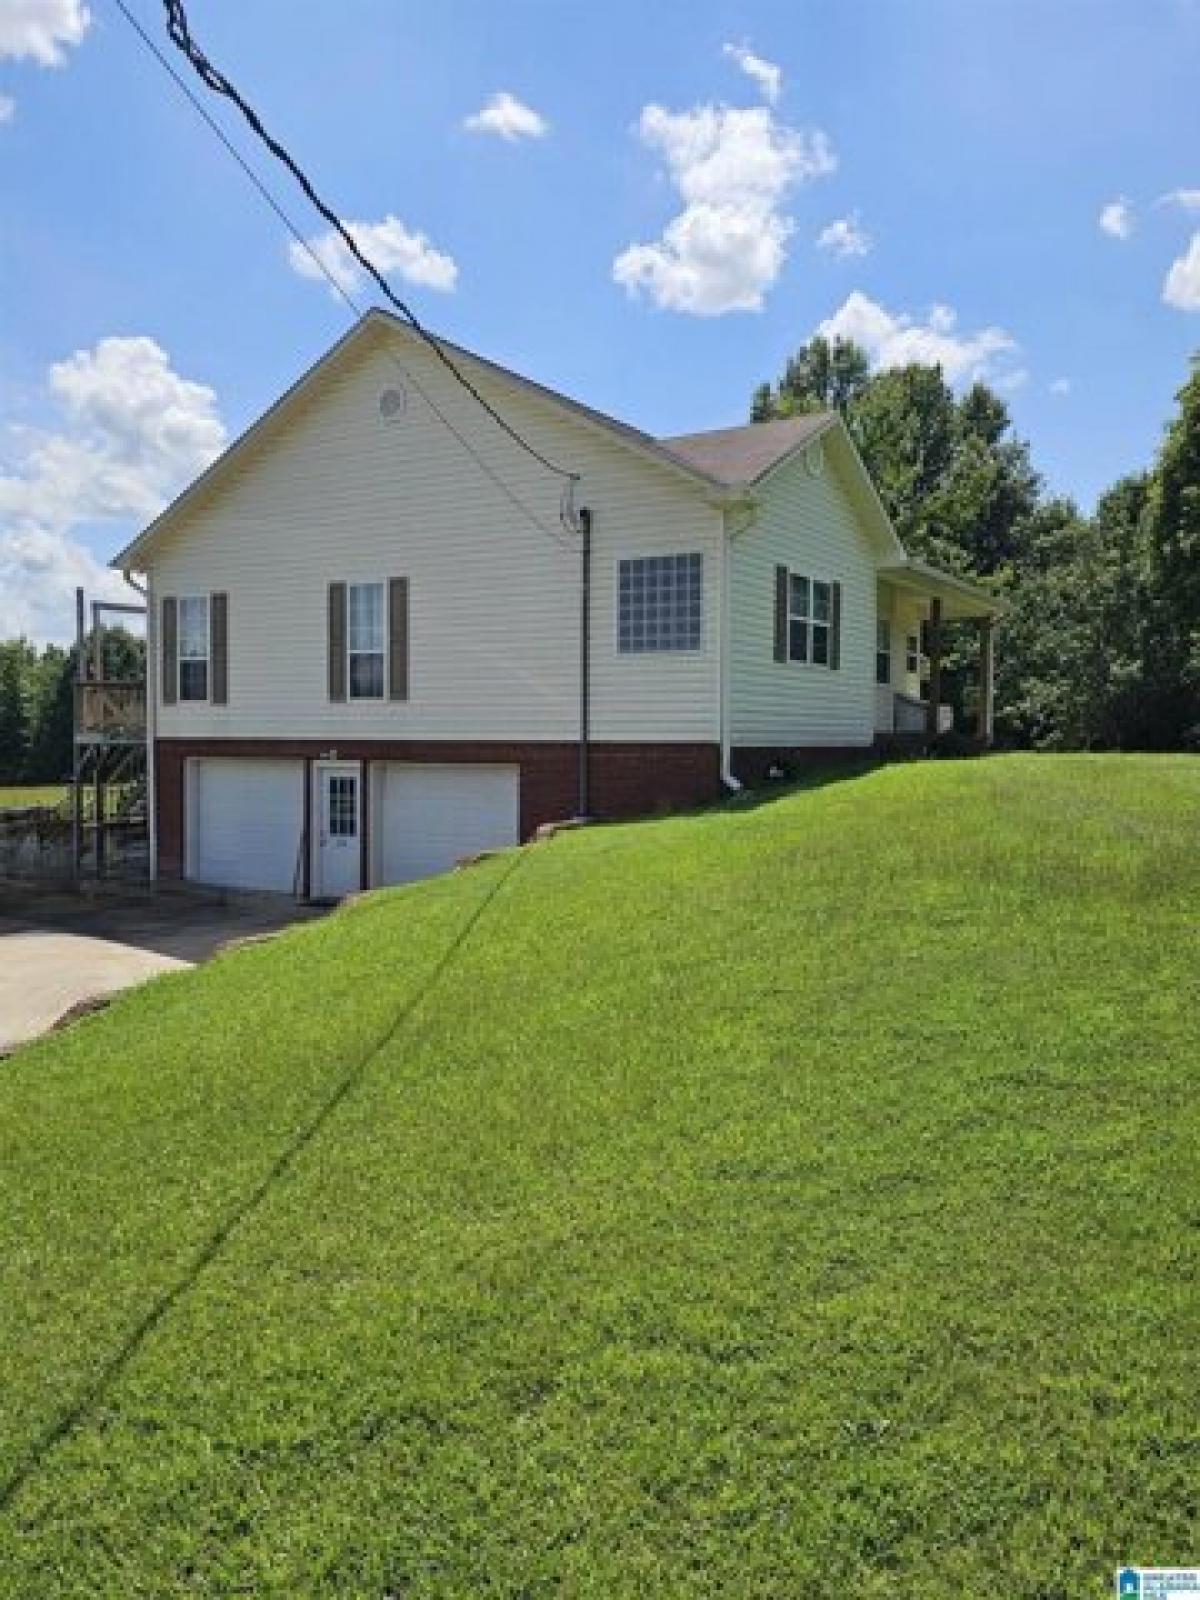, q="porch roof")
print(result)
[878,557,1002,620]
